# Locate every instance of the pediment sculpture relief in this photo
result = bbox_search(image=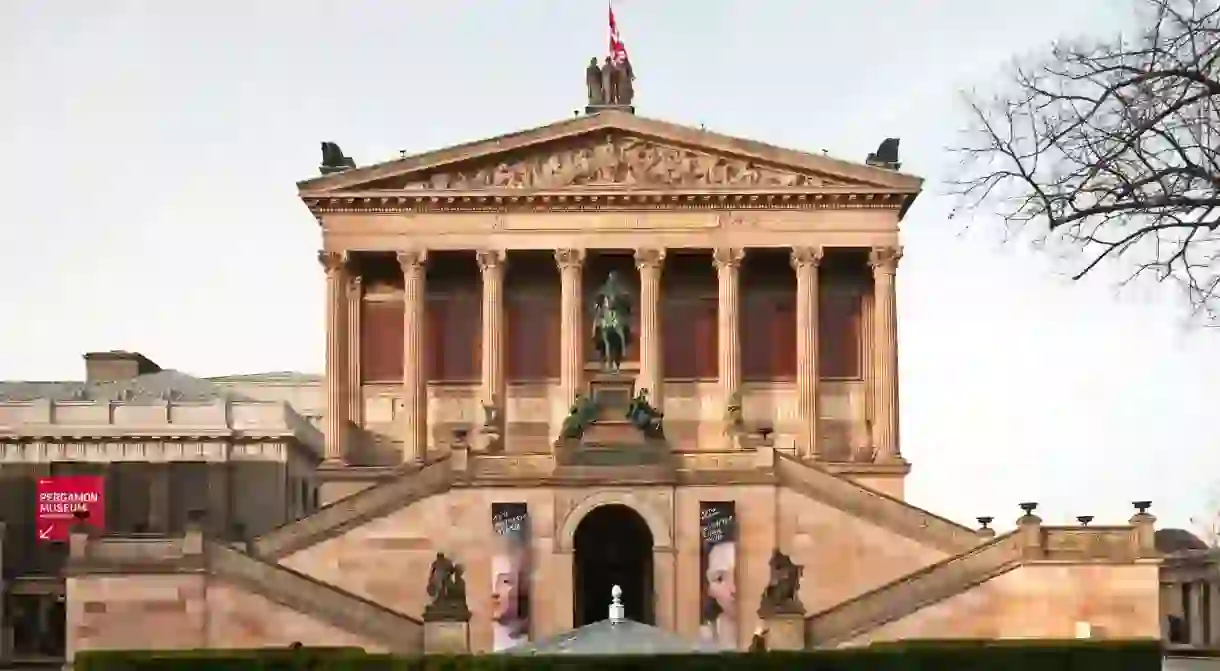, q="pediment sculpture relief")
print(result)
[401,136,839,190]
